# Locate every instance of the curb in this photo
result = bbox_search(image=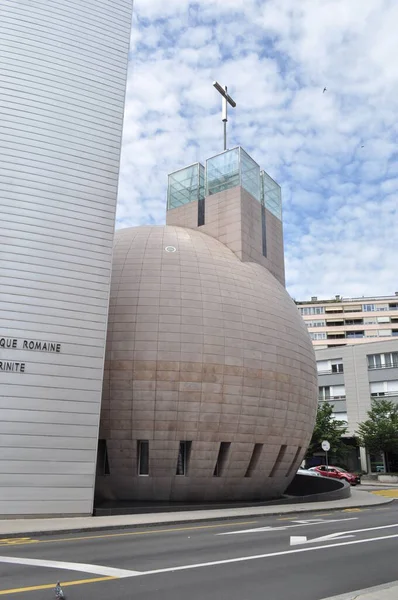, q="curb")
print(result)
[0,497,394,539]
[320,579,398,599]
